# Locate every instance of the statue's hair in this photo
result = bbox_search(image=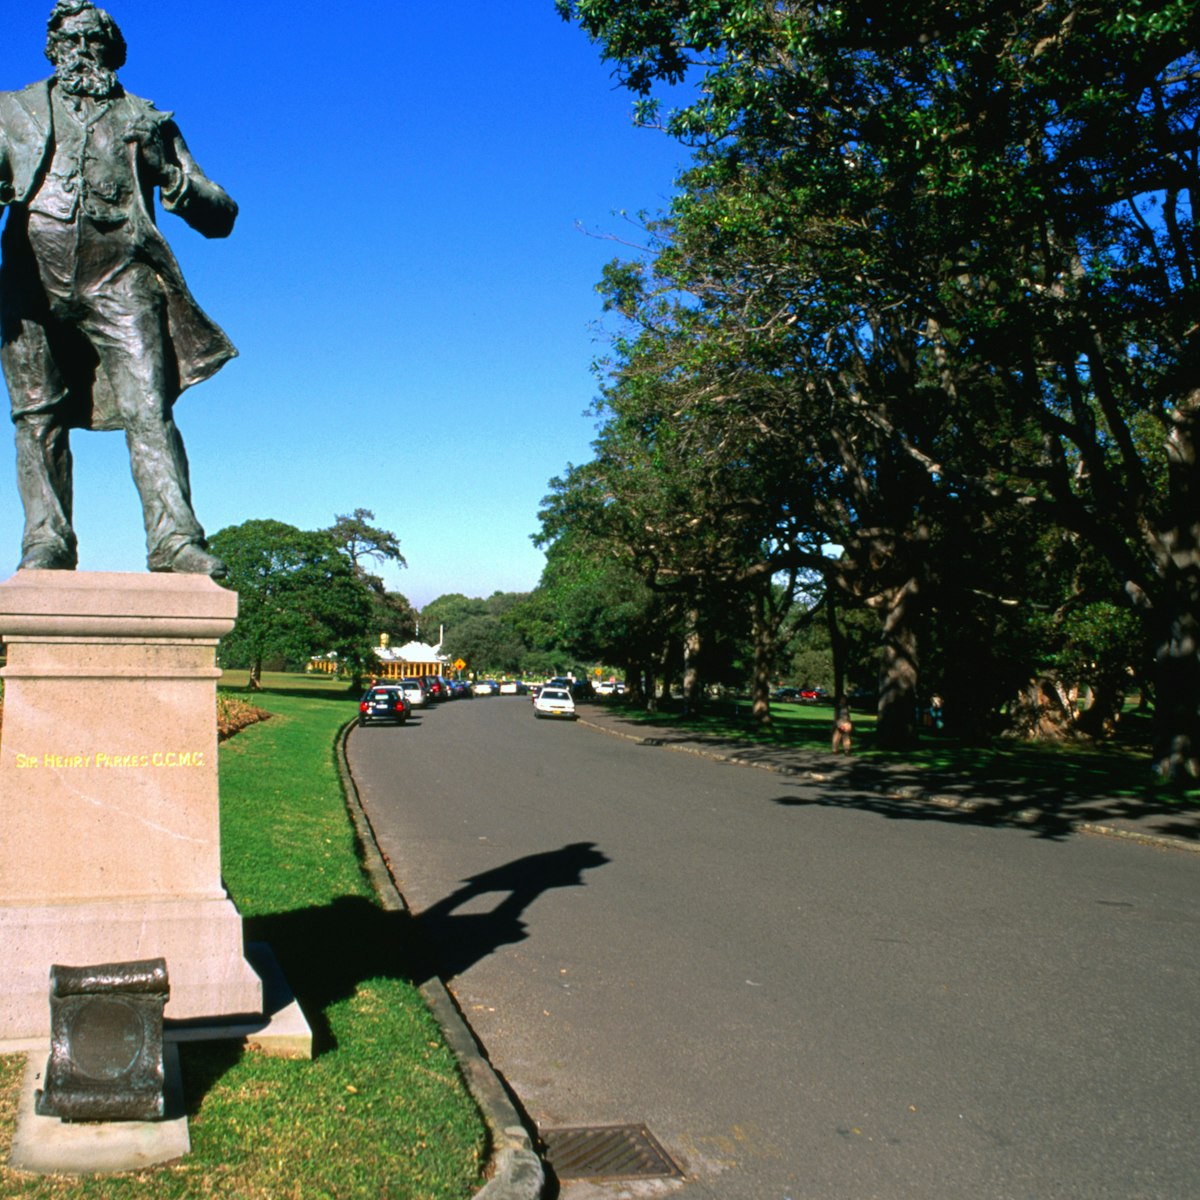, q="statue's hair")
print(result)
[45,0,127,71]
